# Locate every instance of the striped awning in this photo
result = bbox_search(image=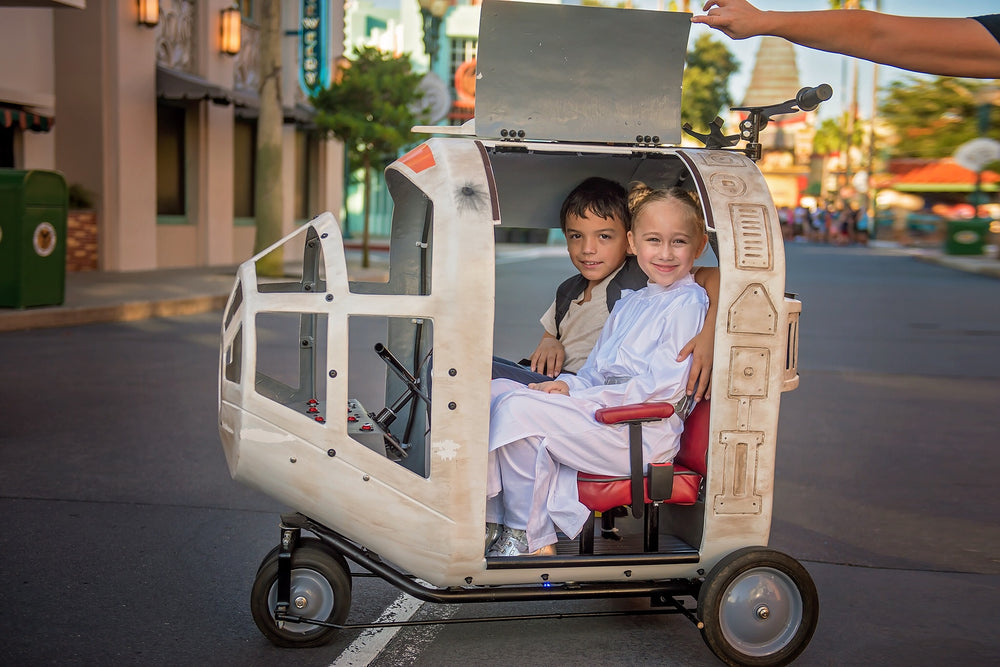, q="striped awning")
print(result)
[0,105,54,133]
